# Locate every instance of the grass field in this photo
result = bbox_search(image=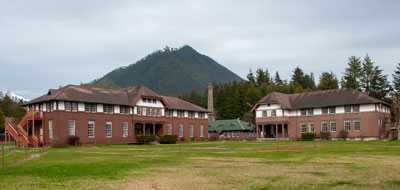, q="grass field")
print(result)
[1,140,400,190]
